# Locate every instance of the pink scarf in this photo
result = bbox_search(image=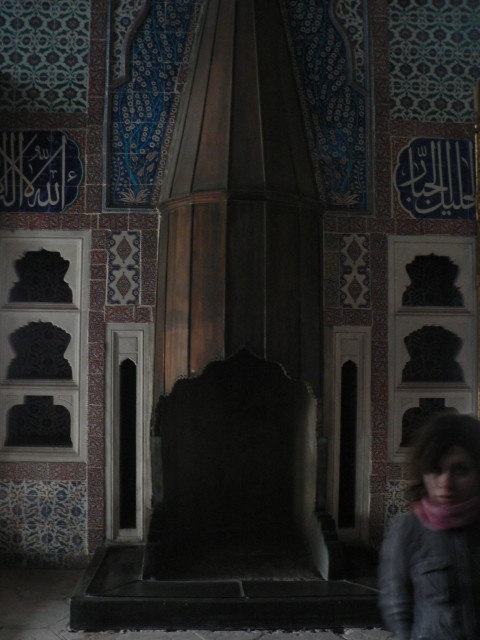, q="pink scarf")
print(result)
[414,494,480,531]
